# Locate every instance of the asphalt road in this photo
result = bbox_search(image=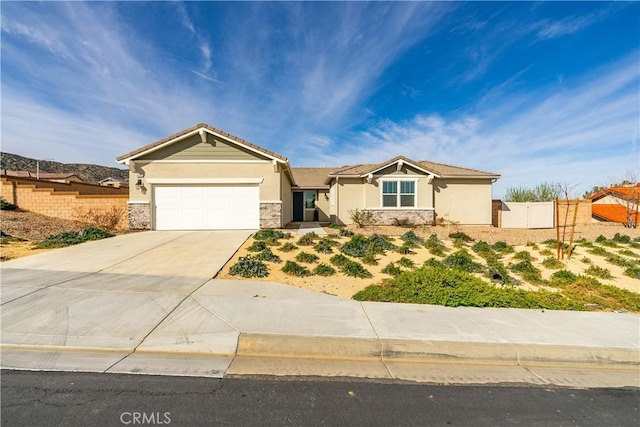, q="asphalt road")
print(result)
[1,370,638,426]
